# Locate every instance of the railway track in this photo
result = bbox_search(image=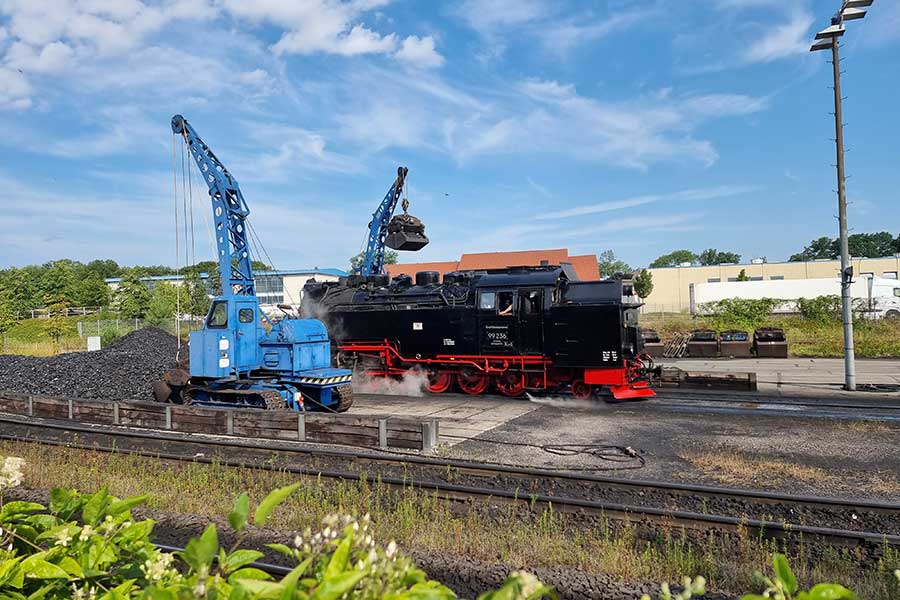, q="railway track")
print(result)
[0,413,898,552]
